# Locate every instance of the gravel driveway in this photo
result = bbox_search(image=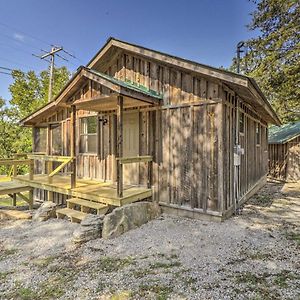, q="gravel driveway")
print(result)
[0,180,299,300]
